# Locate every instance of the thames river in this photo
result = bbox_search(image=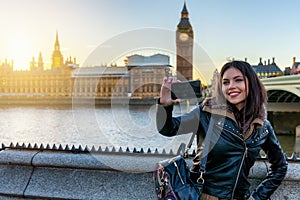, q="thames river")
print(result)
[0,104,298,156]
